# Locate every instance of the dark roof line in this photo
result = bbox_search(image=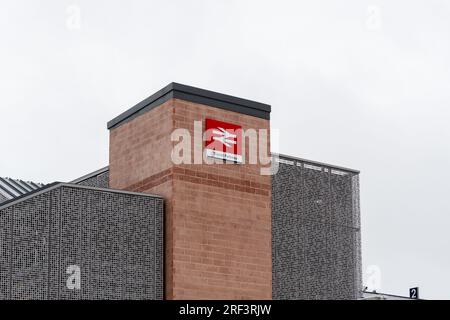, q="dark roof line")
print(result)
[18,180,33,192]
[362,290,420,300]
[70,166,109,184]
[0,182,59,208]
[7,178,29,194]
[0,177,22,195]
[274,153,360,174]
[28,181,41,189]
[0,182,16,198]
[0,182,163,211]
[107,82,272,129]
[0,177,46,204]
